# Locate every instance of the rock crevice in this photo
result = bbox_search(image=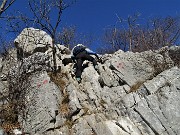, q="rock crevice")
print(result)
[0,28,180,135]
